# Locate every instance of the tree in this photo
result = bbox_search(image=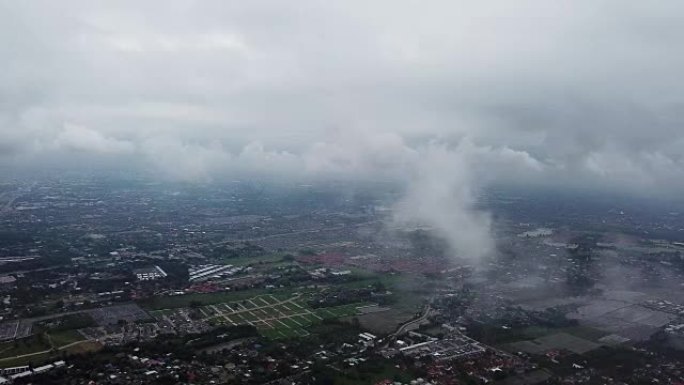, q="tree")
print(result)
[53,300,64,310]
[189,300,203,308]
